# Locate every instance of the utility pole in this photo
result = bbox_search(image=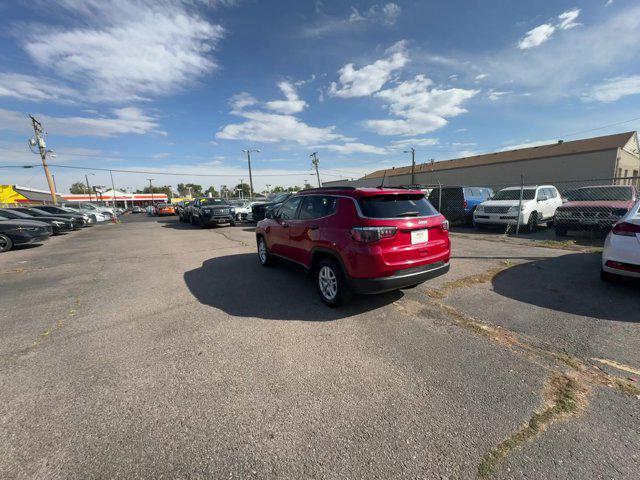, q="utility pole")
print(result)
[52,174,58,195]
[28,115,57,204]
[85,174,93,202]
[310,152,321,187]
[109,170,117,208]
[242,149,259,201]
[148,178,155,205]
[404,147,416,185]
[240,178,244,200]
